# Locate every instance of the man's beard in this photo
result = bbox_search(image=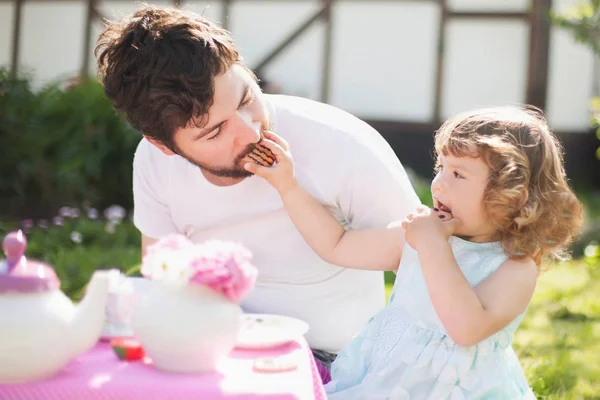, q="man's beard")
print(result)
[177,142,256,179]
[174,116,273,179]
